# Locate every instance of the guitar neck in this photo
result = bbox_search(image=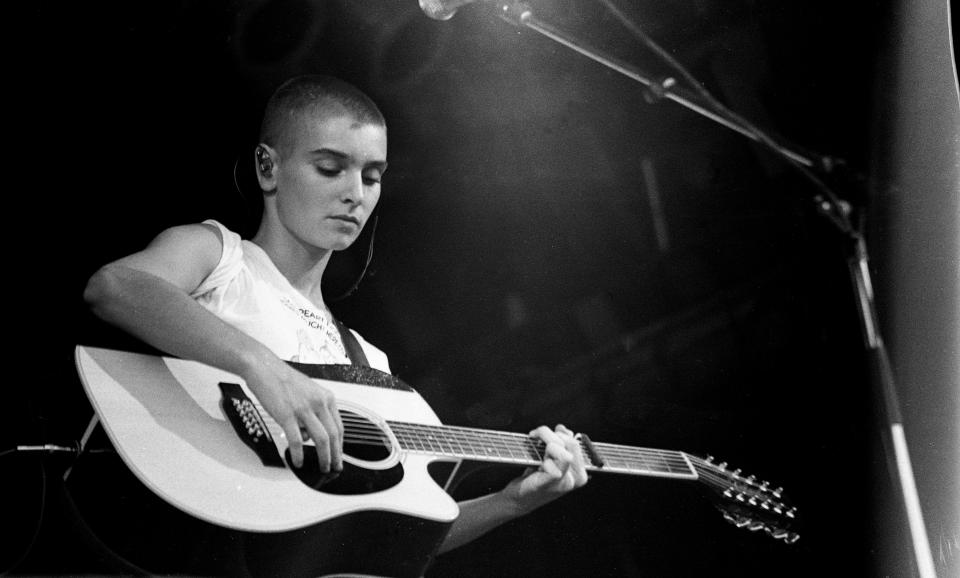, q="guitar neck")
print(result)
[388,421,698,480]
